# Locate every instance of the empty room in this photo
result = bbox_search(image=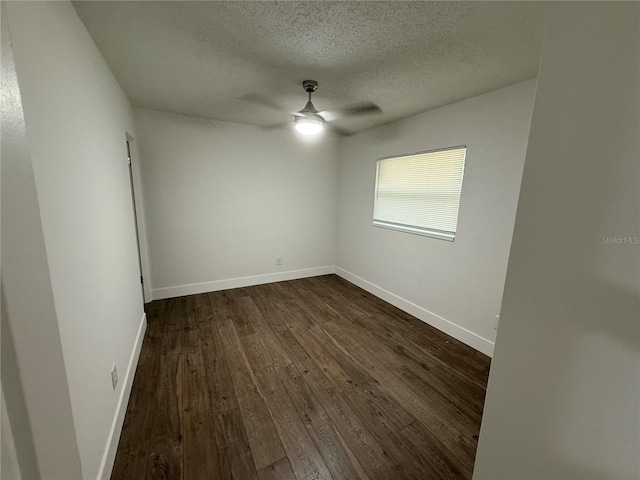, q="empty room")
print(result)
[1,1,638,480]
